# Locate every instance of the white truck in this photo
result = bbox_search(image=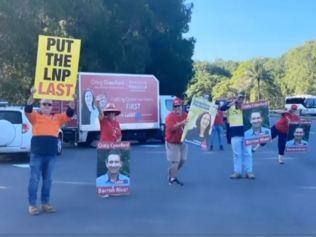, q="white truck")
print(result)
[53,73,174,145]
